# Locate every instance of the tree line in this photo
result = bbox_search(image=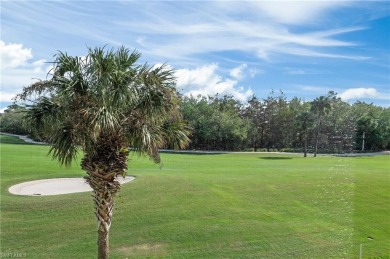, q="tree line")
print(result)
[180,91,390,154]
[1,91,389,154]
